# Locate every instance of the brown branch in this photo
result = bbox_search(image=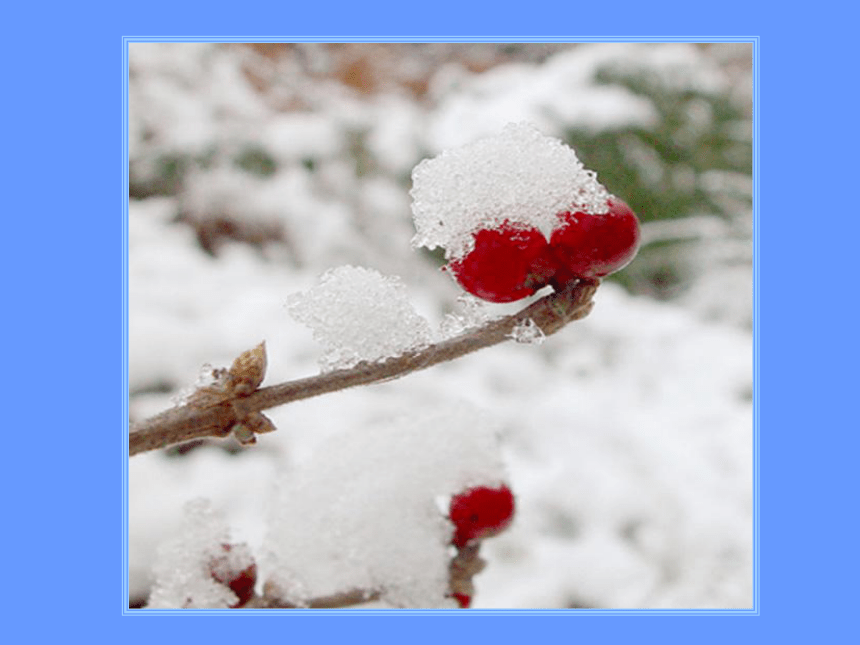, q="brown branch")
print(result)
[239,540,489,609]
[243,543,487,609]
[448,542,485,600]
[129,278,599,456]
[246,587,382,609]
